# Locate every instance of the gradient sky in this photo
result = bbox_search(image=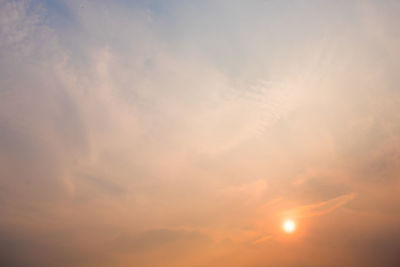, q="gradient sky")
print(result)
[1,0,400,266]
